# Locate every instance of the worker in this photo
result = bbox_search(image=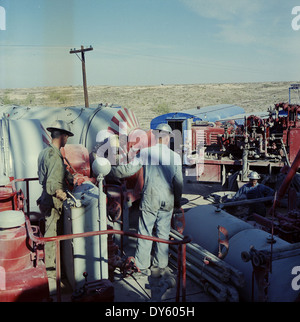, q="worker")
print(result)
[110,123,183,276]
[37,120,74,269]
[230,171,274,216]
